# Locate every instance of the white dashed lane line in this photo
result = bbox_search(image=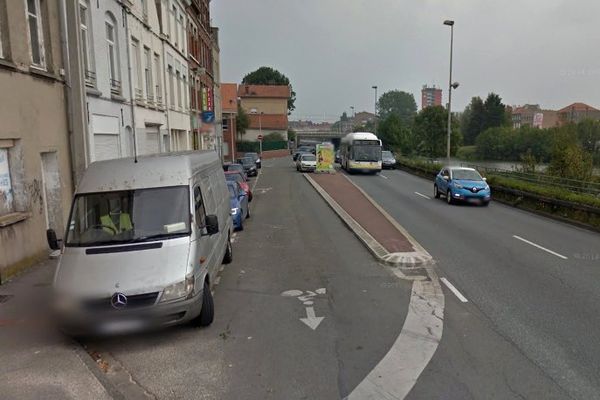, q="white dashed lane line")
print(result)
[379,174,388,179]
[414,191,432,200]
[512,235,568,260]
[441,277,468,303]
